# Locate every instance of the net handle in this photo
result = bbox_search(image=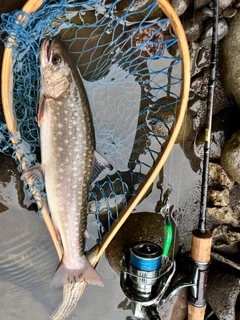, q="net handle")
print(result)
[1,0,190,265]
